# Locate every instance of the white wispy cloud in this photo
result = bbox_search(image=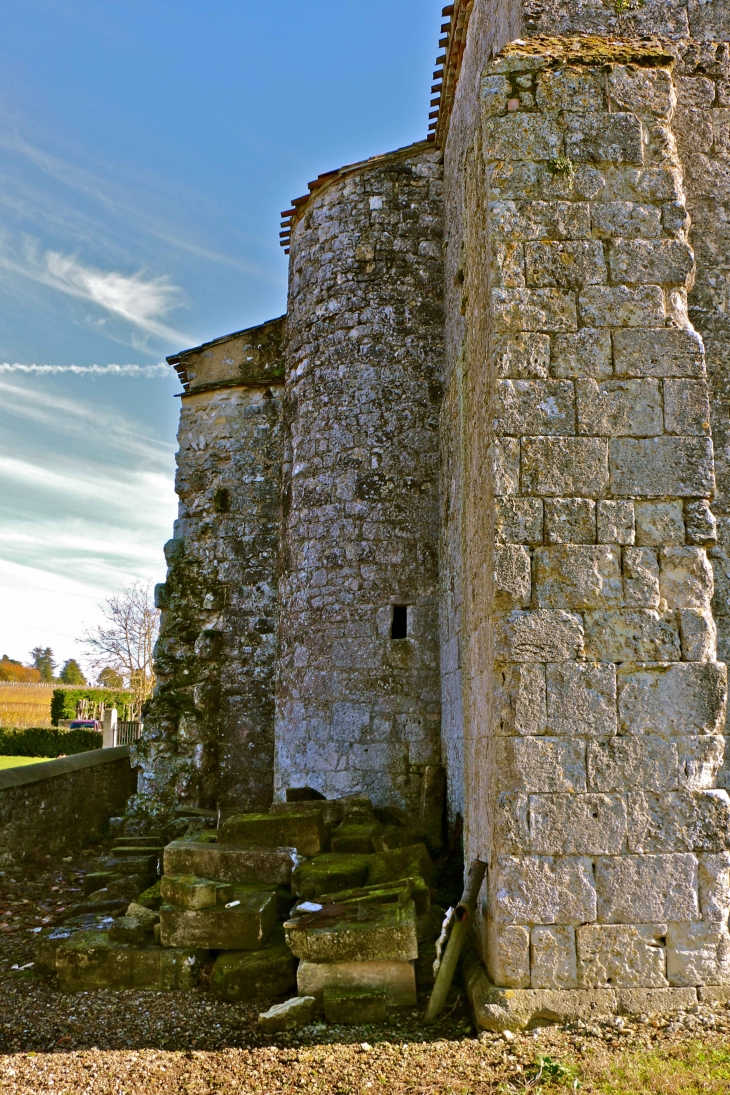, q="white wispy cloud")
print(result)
[0,362,170,376]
